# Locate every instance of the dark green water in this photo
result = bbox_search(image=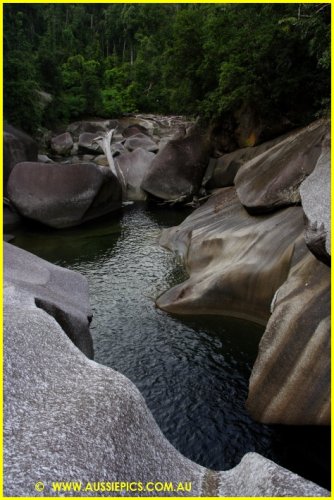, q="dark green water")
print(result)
[11,204,330,489]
